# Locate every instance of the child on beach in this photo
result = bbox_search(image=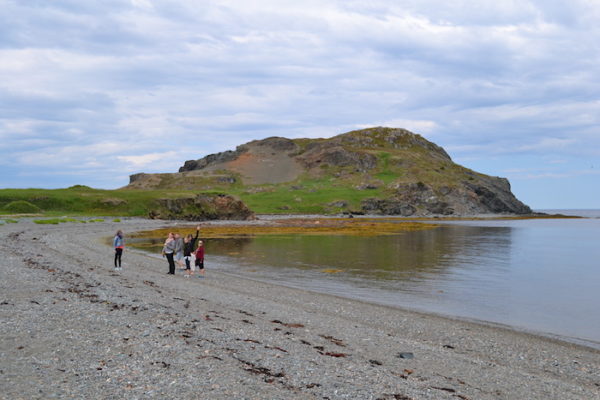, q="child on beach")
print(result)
[183,225,200,278]
[174,233,184,270]
[113,230,124,271]
[194,240,205,278]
